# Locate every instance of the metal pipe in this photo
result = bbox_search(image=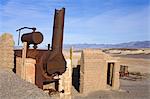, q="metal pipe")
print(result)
[51,8,65,52]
